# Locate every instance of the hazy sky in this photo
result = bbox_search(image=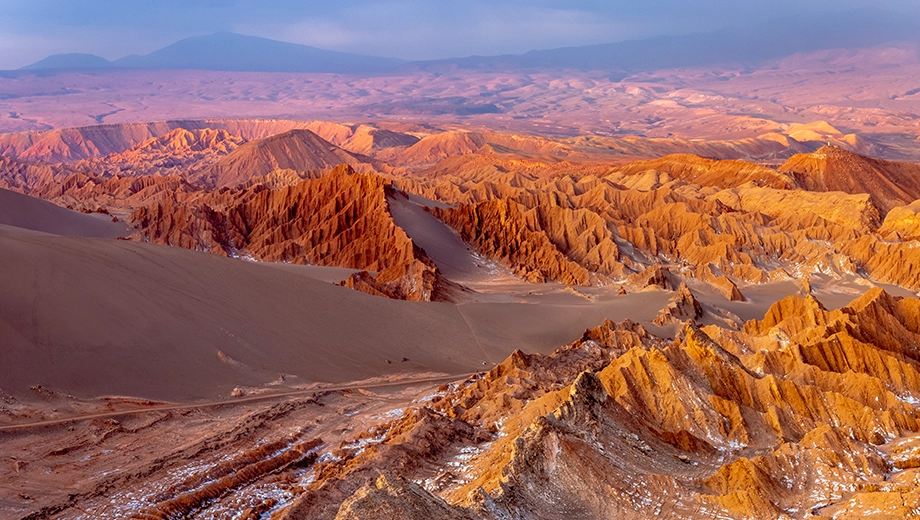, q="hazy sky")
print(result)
[1,0,918,69]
